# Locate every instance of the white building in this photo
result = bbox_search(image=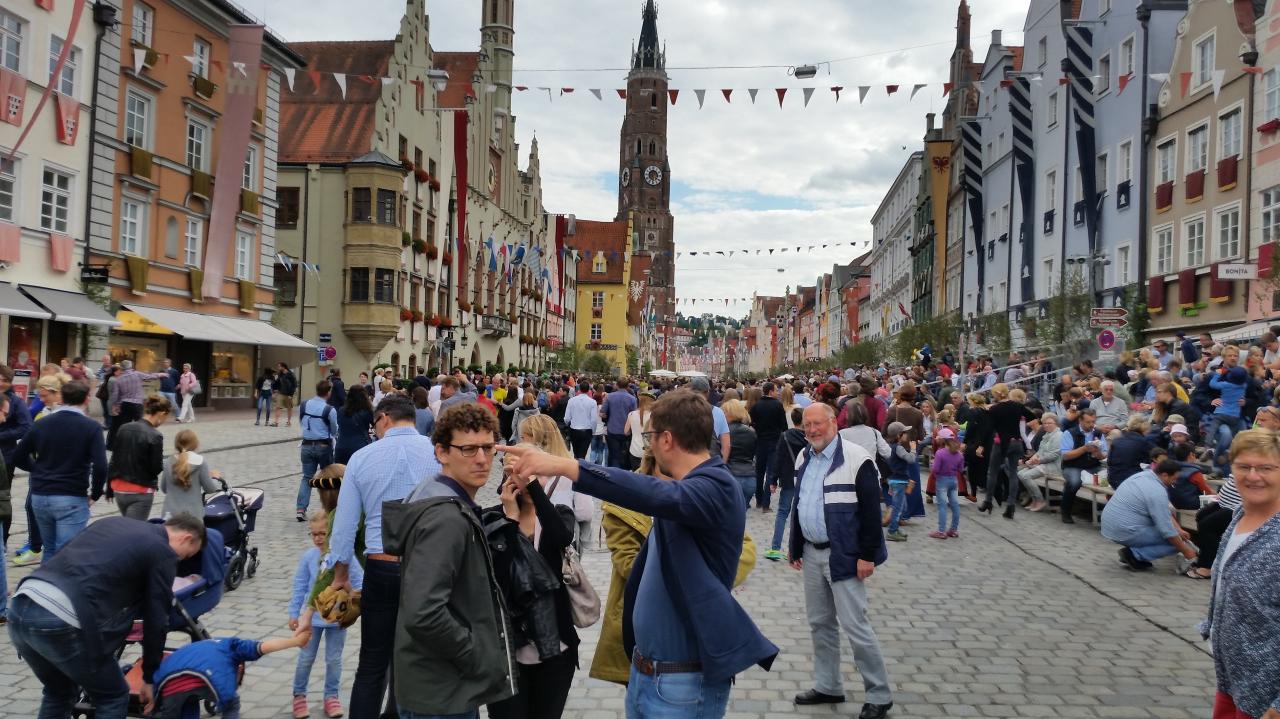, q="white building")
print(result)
[0,1,117,392]
[868,152,923,339]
